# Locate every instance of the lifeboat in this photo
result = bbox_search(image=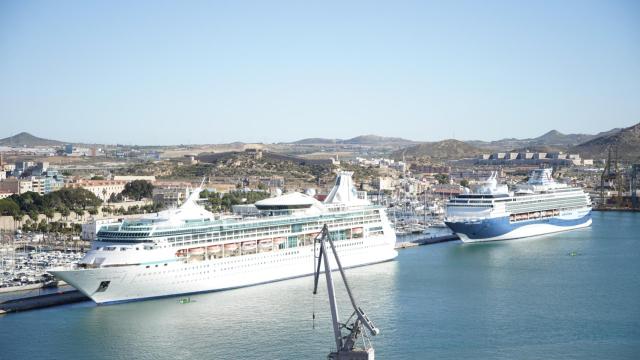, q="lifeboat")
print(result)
[274,237,286,245]
[242,241,257,251]
[207,245,222,253]
[224,243,239,252]
[352,227,363,235]
[189,247,205,255]
[175,249,187,257]
[259,239,273,248]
